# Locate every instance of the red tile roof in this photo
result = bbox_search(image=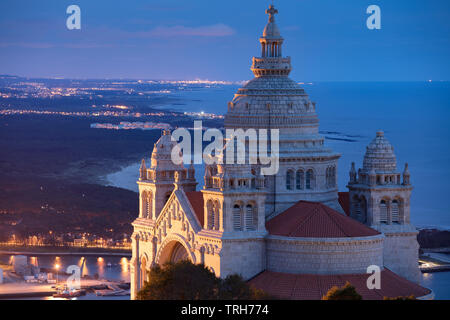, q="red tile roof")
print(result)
[249,269,431,300]
[338,192,350,216]
[266,201,379,238]
[185,191,204,227]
